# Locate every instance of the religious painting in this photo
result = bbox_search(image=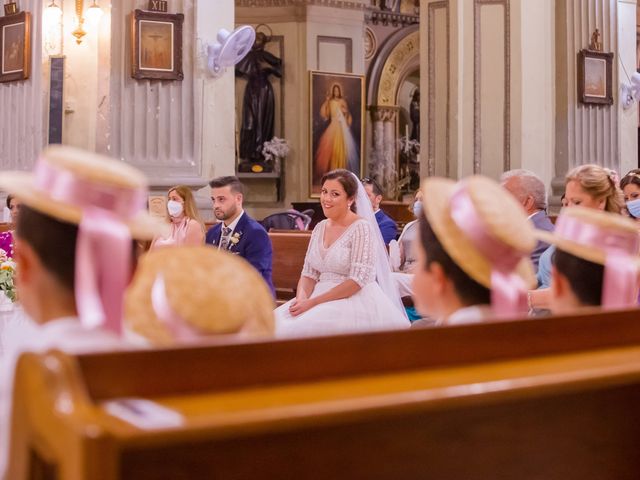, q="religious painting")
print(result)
[0,11,30,83]
[309,71,365,197]
[577,49,613,105]
[131,9,183,81]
